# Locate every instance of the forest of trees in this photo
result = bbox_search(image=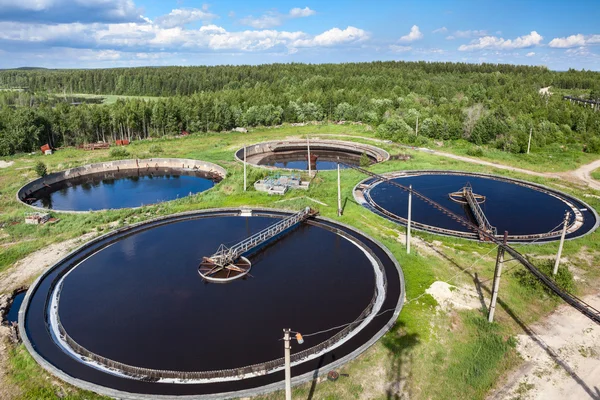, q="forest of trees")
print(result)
[0,61,599,156]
